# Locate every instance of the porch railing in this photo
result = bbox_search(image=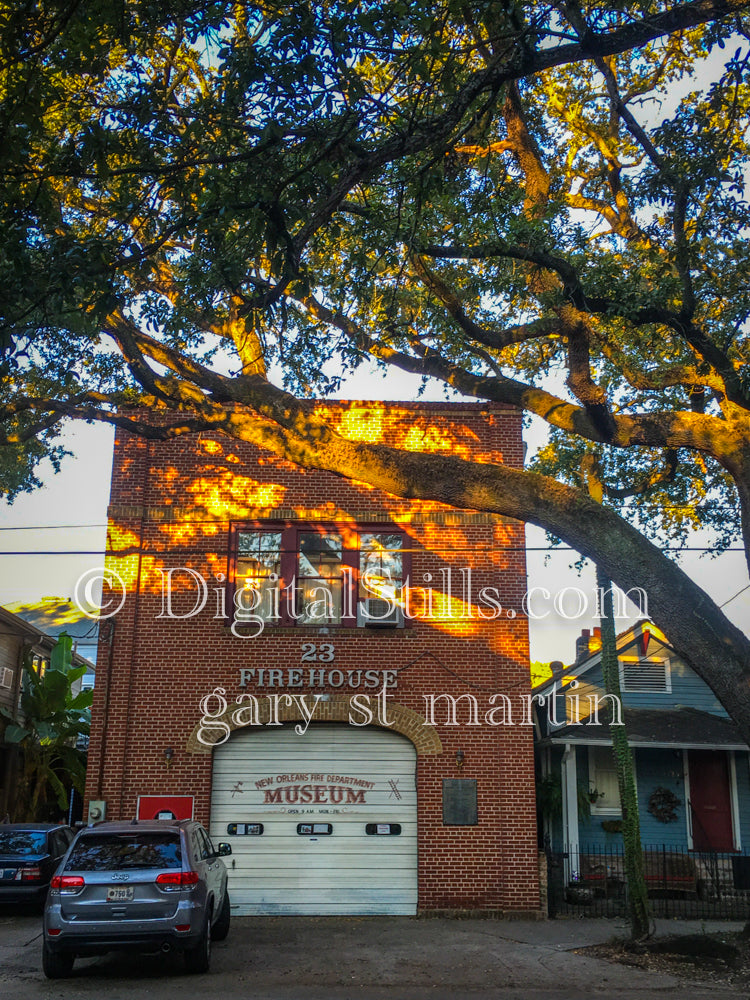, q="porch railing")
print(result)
[545,842,750,919]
